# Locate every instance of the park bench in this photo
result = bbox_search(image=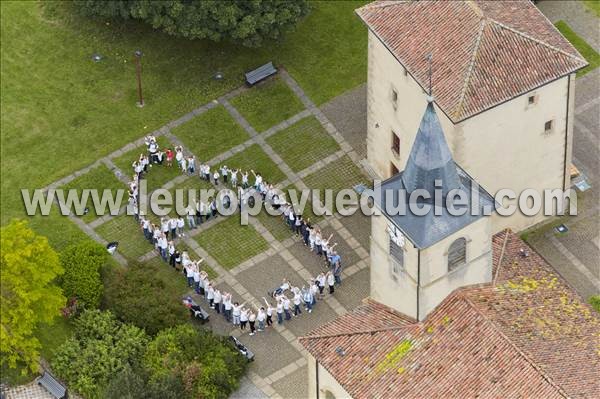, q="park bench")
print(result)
[245,62,277,86]
[37,371,67,399]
